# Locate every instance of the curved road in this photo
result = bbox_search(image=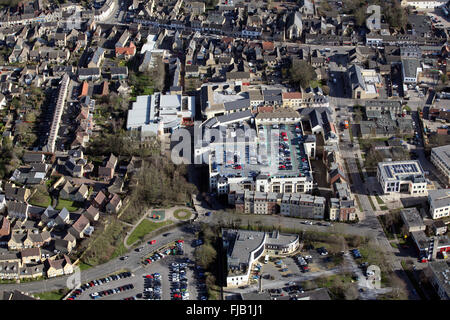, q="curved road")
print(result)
[0,225,195,293]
